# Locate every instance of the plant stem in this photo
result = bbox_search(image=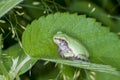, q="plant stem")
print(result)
[16,75,20,80]
[15,56,31,75]
[0,61,11,80]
